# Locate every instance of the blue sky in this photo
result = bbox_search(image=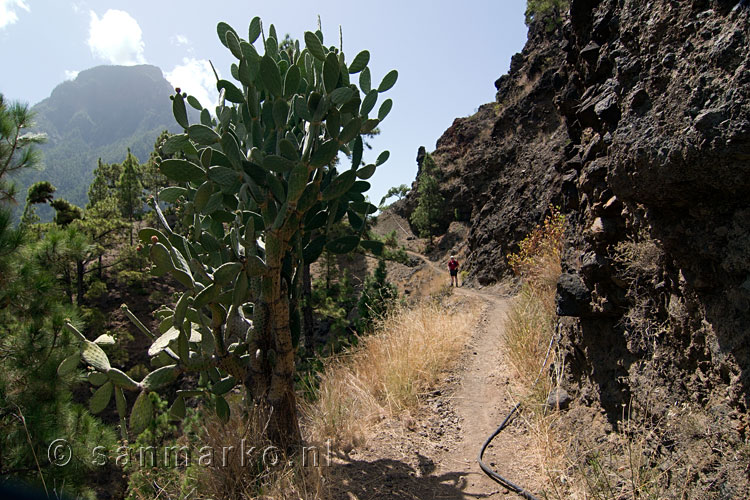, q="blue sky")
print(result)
[0,0,528,204]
